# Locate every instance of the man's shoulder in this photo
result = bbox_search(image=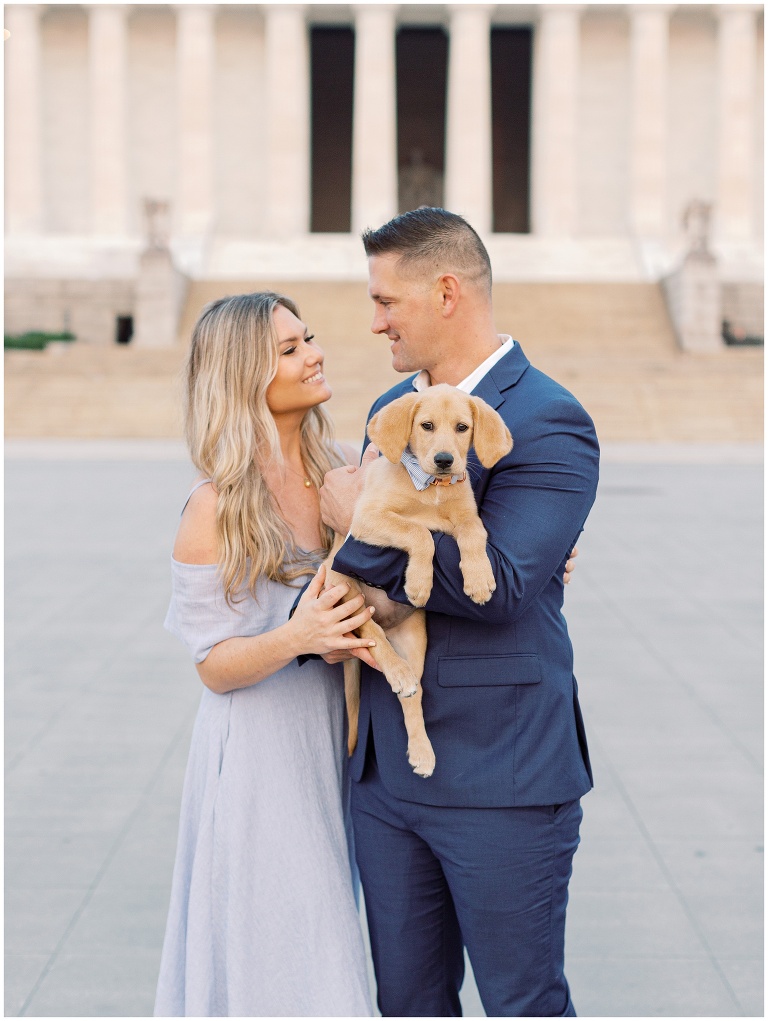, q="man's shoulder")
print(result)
[494,345,594,426]
[521,361,584,409]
